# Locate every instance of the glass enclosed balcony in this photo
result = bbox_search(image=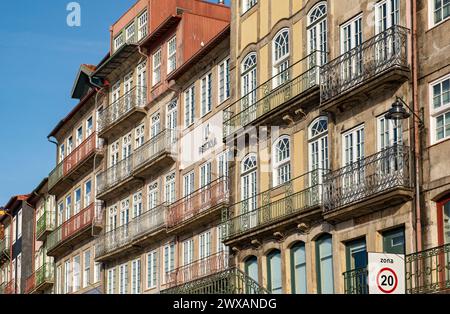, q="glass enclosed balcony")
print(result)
[36,209,56,241]
[406,243,450,294]
[223,51,325,139]
[320,25,410,104]
[323,145,413,222]
[343,267,368,294]
[25,263,54,294]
